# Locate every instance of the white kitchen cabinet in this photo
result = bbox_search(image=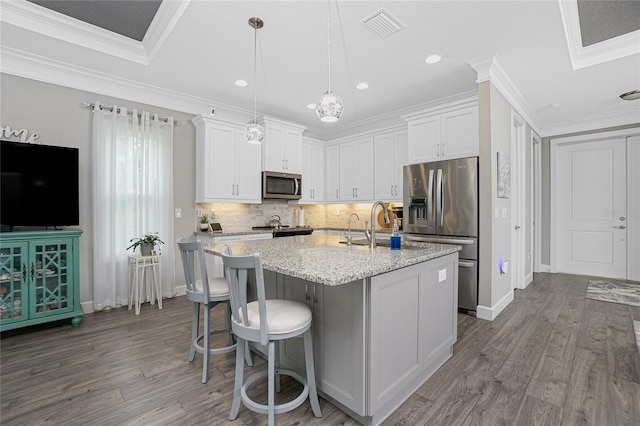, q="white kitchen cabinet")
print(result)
[192,116,262,203]
[339,137,374,201]
[260,117,305,174]
[325,145,340,201]
[407,105,478,164]
[299,140,325,203]
[374,129,407,201]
